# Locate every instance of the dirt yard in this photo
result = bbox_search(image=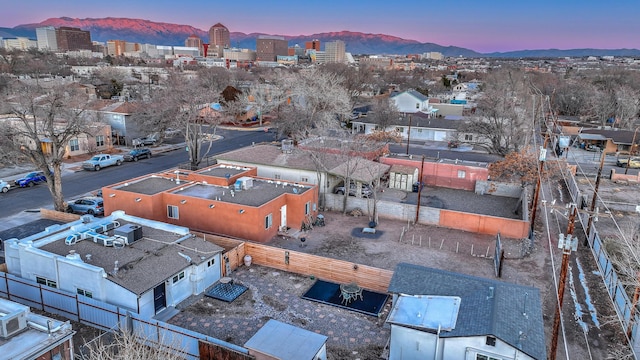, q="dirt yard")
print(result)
[264,209,630,359]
